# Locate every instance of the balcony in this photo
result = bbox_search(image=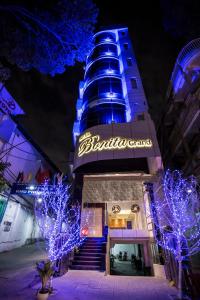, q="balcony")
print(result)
[94,32,116,45]
[87,44,118,65]
[109,228,151,239]
[169,98,200,154]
